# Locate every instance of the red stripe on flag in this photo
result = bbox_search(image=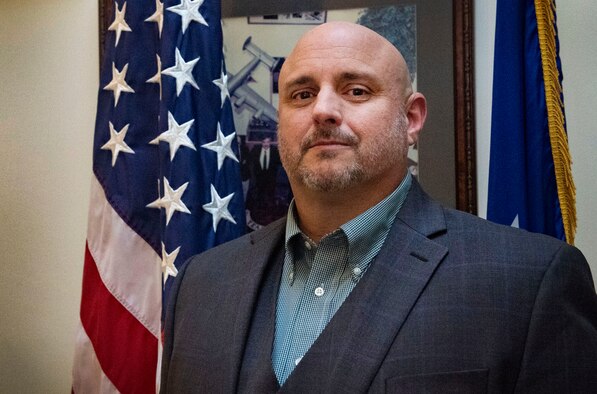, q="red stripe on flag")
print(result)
[80,243,158,394]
